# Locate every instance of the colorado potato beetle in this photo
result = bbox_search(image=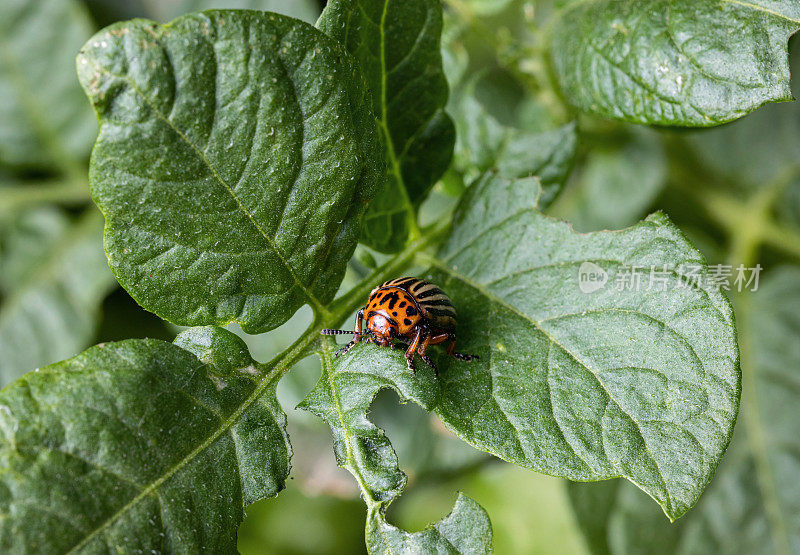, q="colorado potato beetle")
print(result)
[321,277,478,374]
